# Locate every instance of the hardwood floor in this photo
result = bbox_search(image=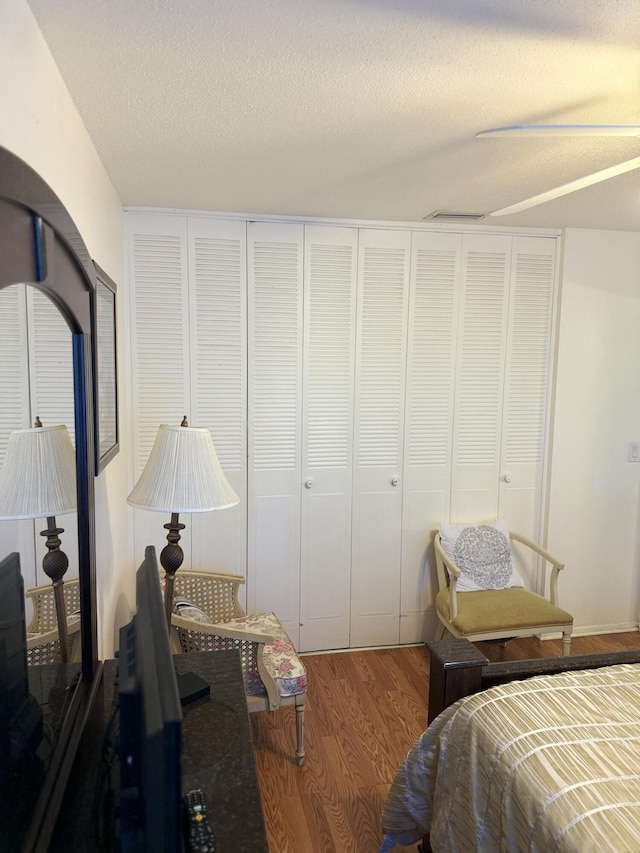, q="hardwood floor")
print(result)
[250,632,640,853]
